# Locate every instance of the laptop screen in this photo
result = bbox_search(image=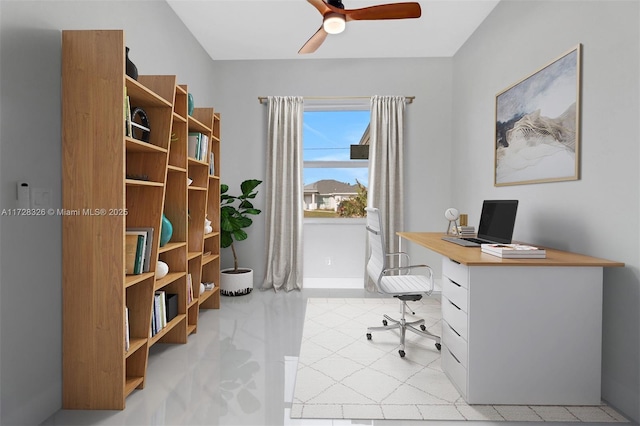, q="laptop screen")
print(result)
[476,200,519,244]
